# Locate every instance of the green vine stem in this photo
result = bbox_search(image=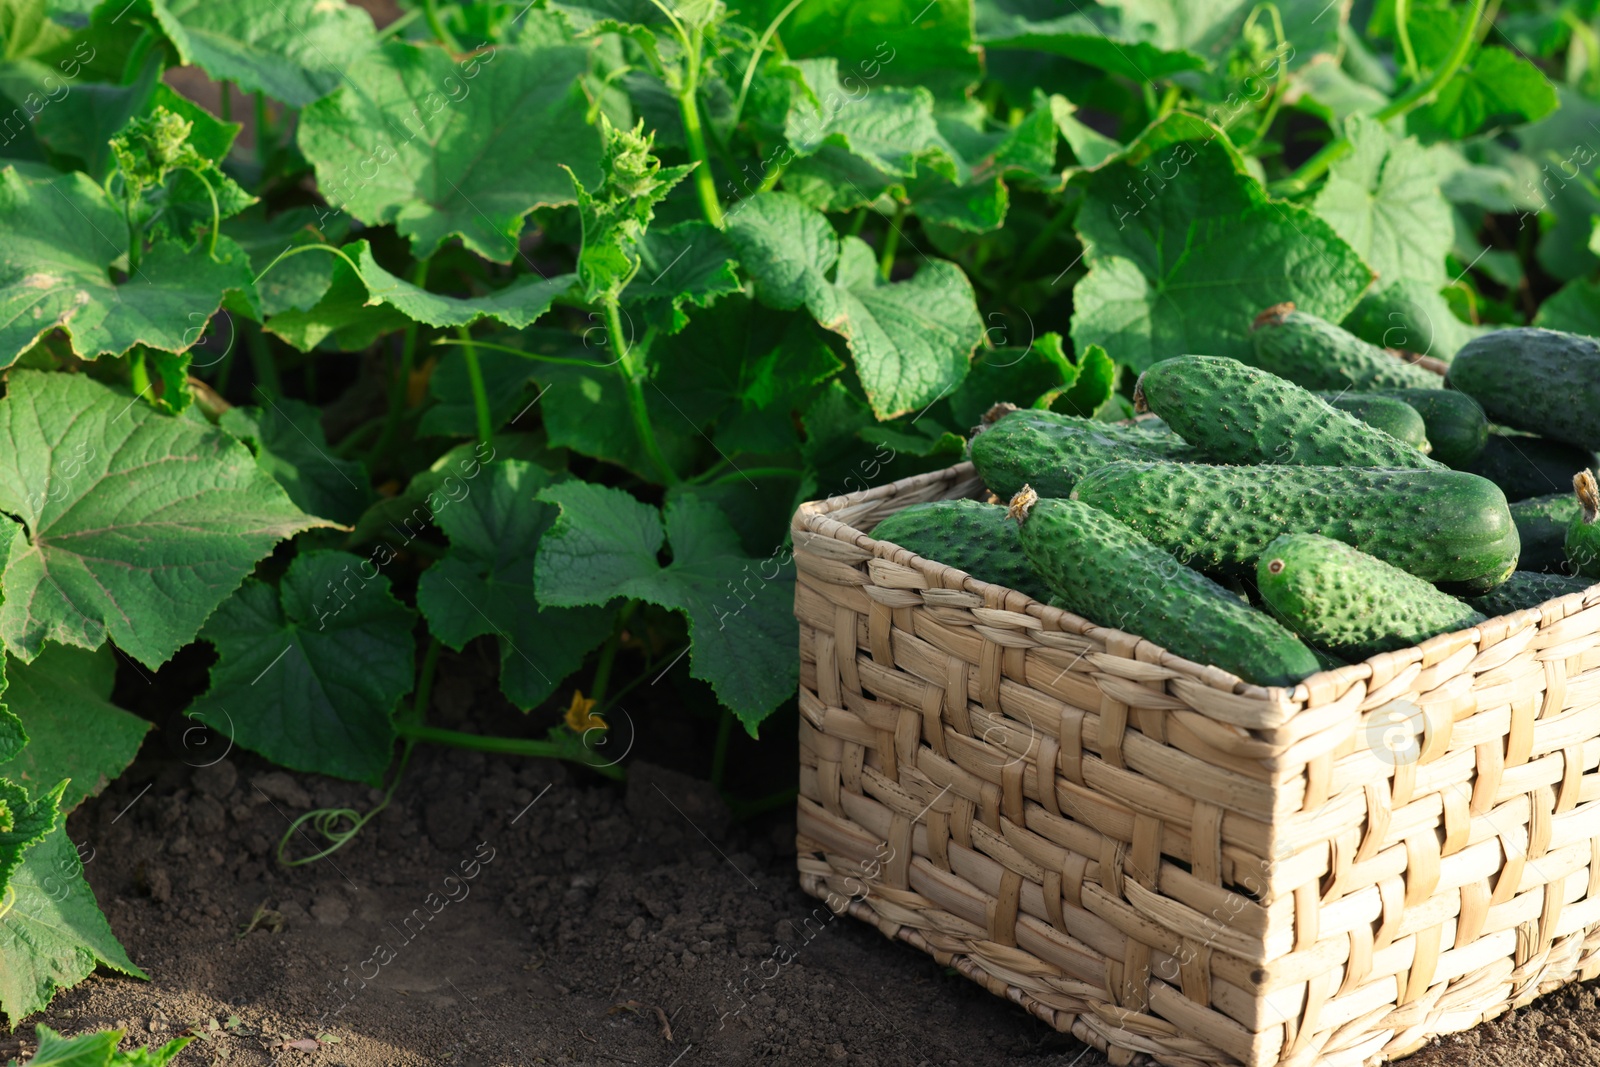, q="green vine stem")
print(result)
[393,723,627,781]
[1273,0,1487,197]
[431,336,619,369]
[454,327,494,446]
[423,0,463,51]
[587,601,636,705]
[730,0,808,130]
[1393,0,1420,80]
[879,203,908,281]
[603,297,679,485]
[676,25,724,227]
[254,92,271,172]
[120,27,157,84]
[368,257,432,469]
[244,327,280,398]
[709,708,733,790]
